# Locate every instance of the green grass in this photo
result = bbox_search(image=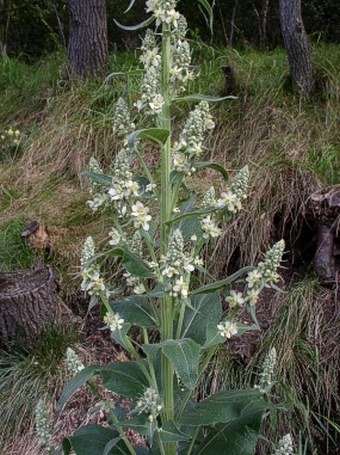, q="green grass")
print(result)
[0,325,80,451]
[0,219,35,270]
